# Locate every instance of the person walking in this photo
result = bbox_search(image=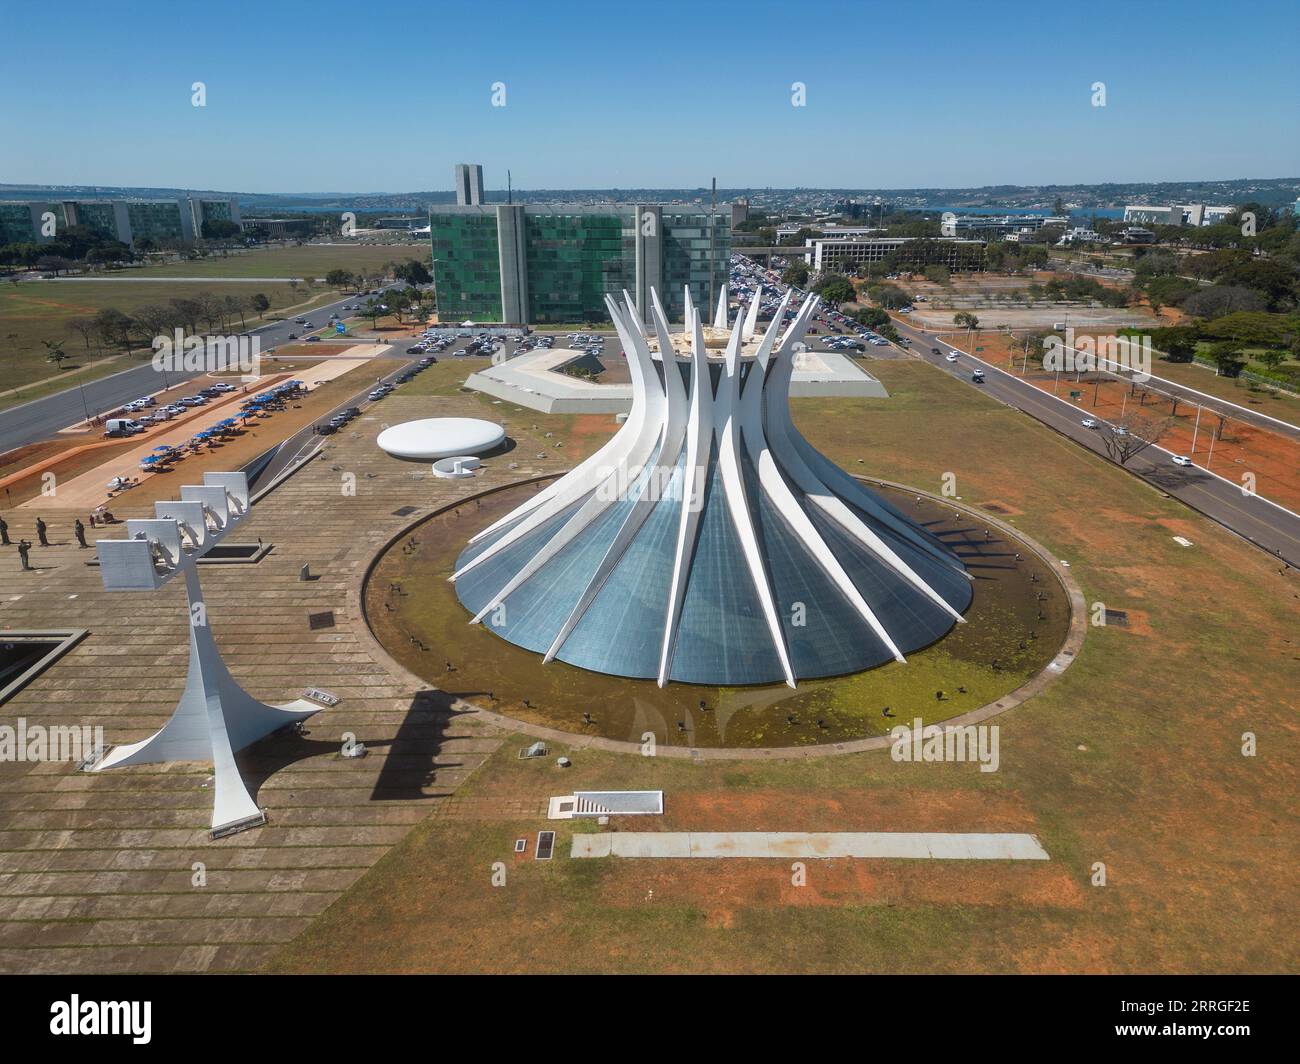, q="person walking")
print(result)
[73,519,88,549]
[35,517,49,547]
[0,515,9,546]
[17,539,32,571]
